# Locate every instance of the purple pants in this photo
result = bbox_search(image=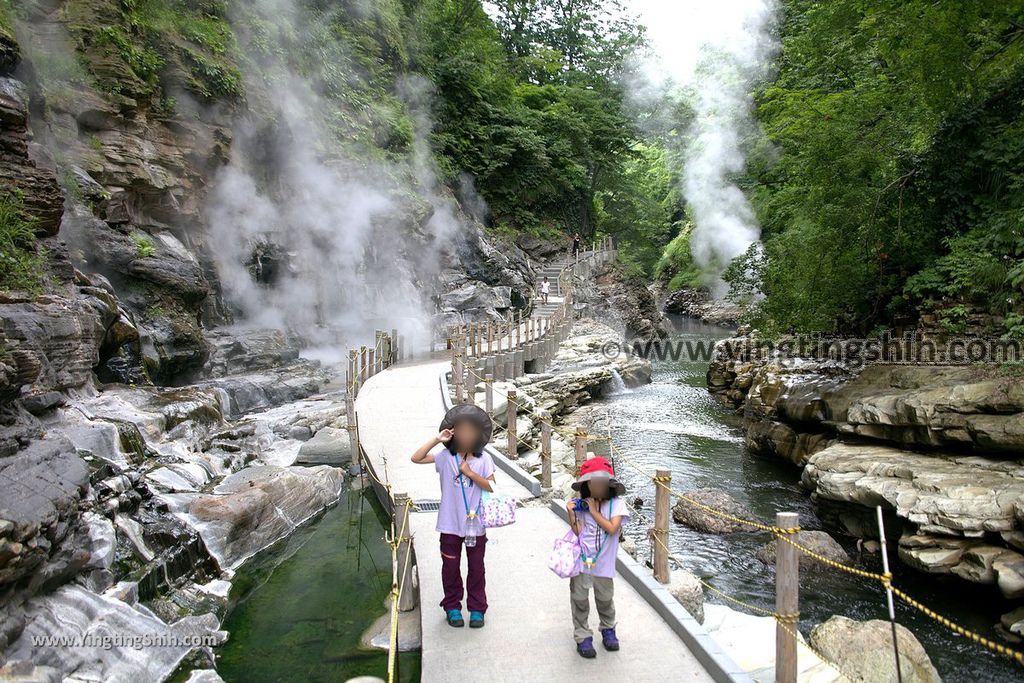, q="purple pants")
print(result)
[439,533,487,613]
